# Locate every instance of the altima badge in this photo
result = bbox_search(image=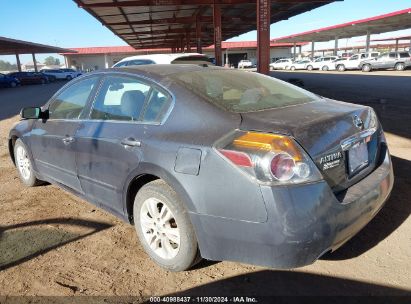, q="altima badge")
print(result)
[353,115,364,130]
